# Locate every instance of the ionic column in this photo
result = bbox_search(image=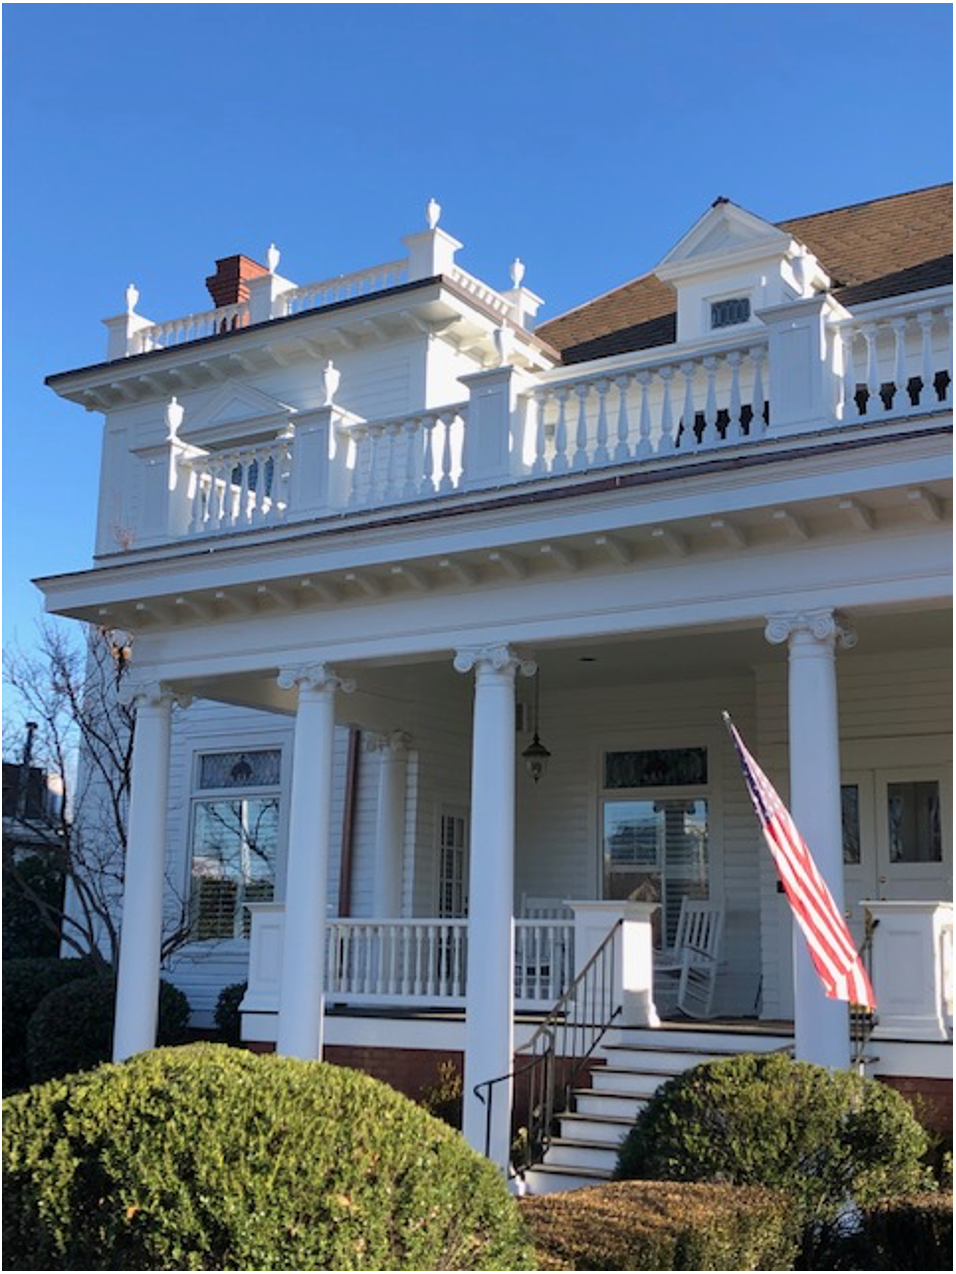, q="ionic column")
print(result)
[276,663,354,1059]
[113,681,178,1062]
[367,731,411,917]
[454,643,535,1168]
[766,608,856,1068]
